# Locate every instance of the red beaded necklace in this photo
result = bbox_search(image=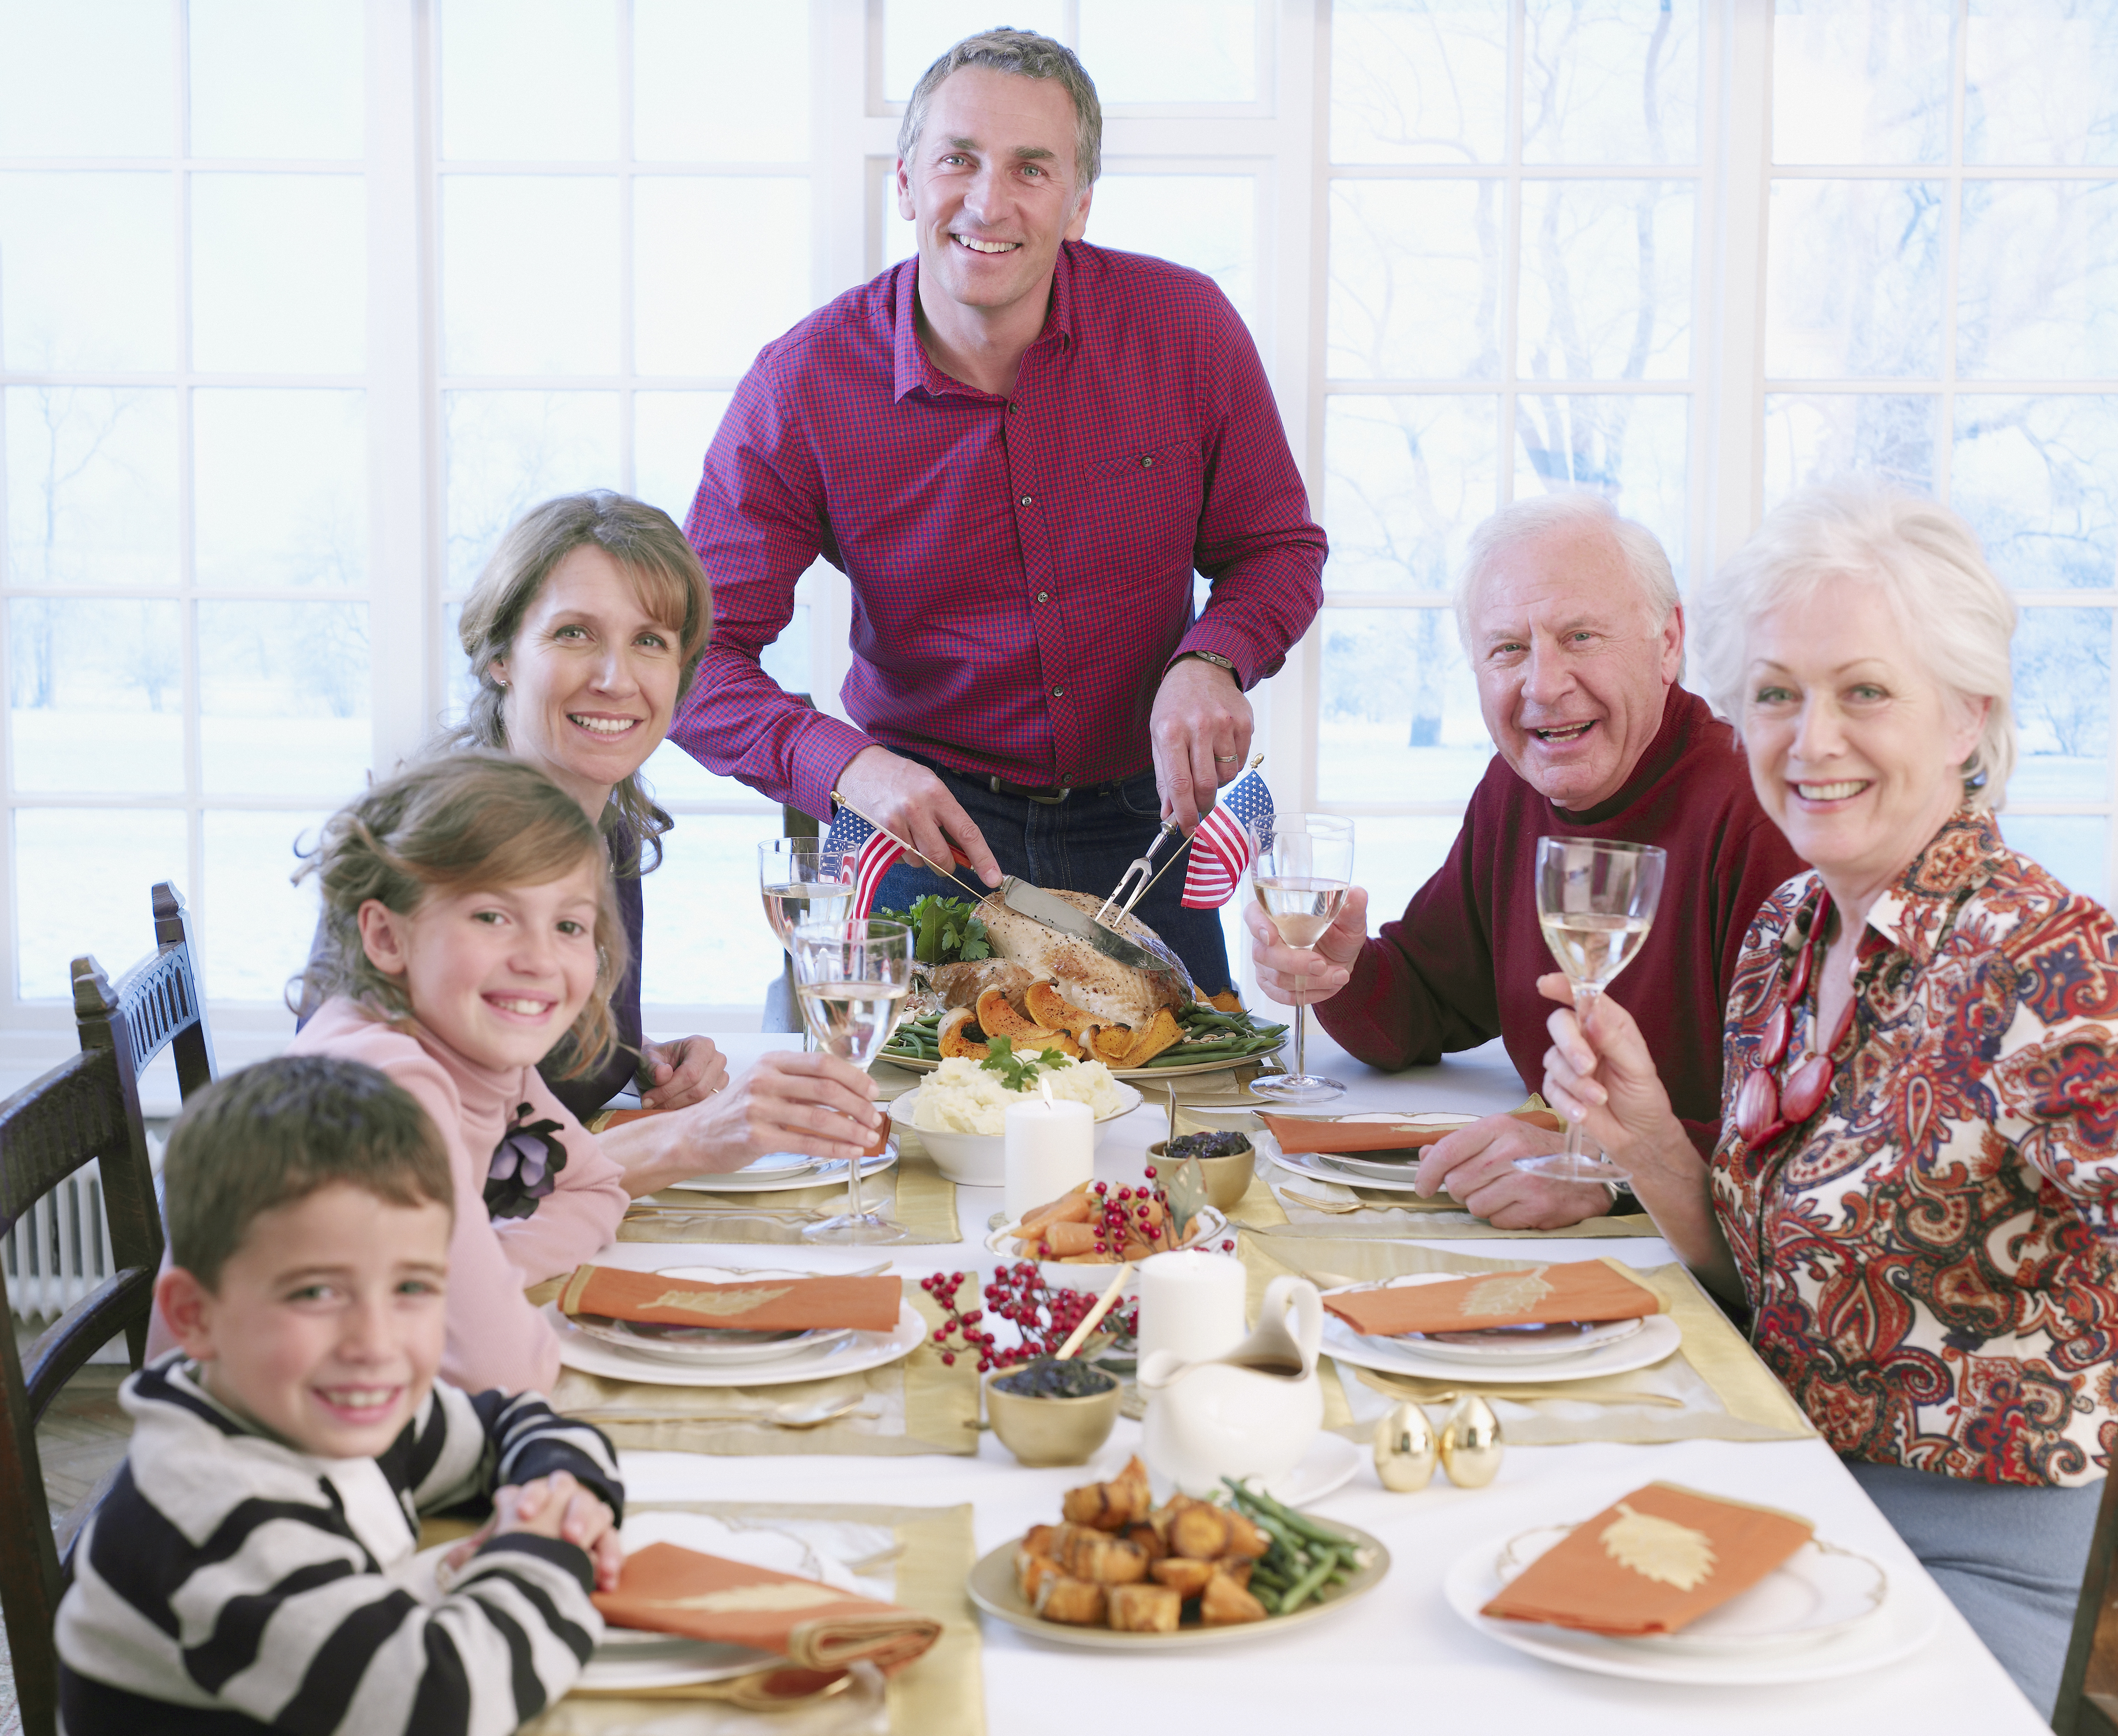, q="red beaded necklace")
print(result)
[1733,892,1857,1149]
